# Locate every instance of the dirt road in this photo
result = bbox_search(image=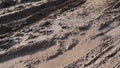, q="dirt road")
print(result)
[0,0,120,68]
